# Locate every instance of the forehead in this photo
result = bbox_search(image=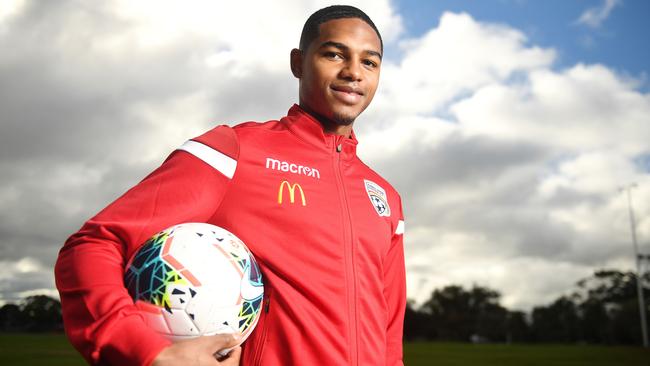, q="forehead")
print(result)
[313,18,381,53]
